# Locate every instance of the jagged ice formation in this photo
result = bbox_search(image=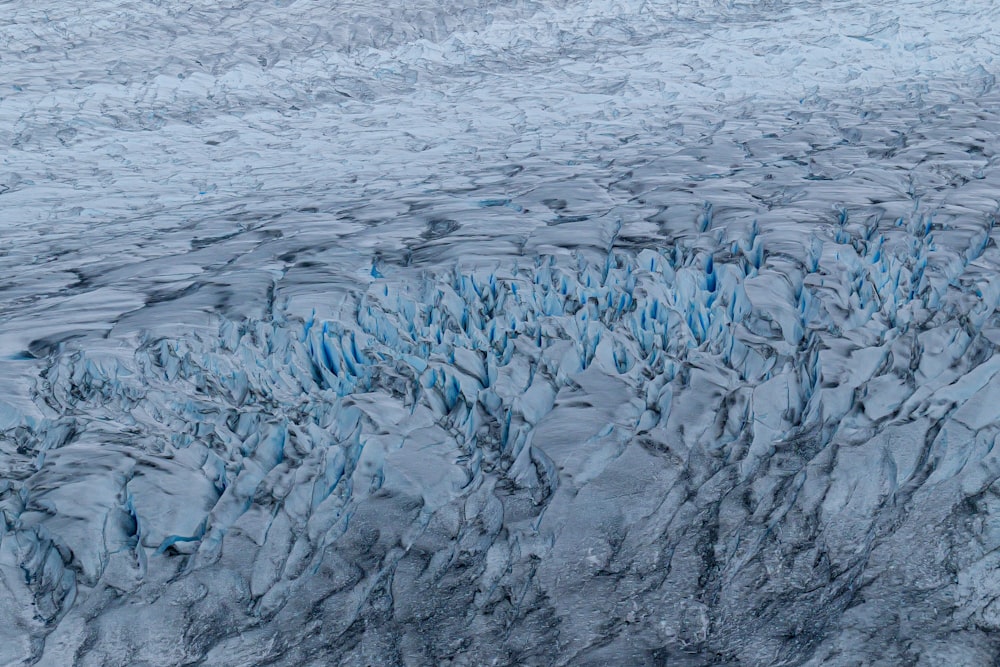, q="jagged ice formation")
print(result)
[3,0,1000,665]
